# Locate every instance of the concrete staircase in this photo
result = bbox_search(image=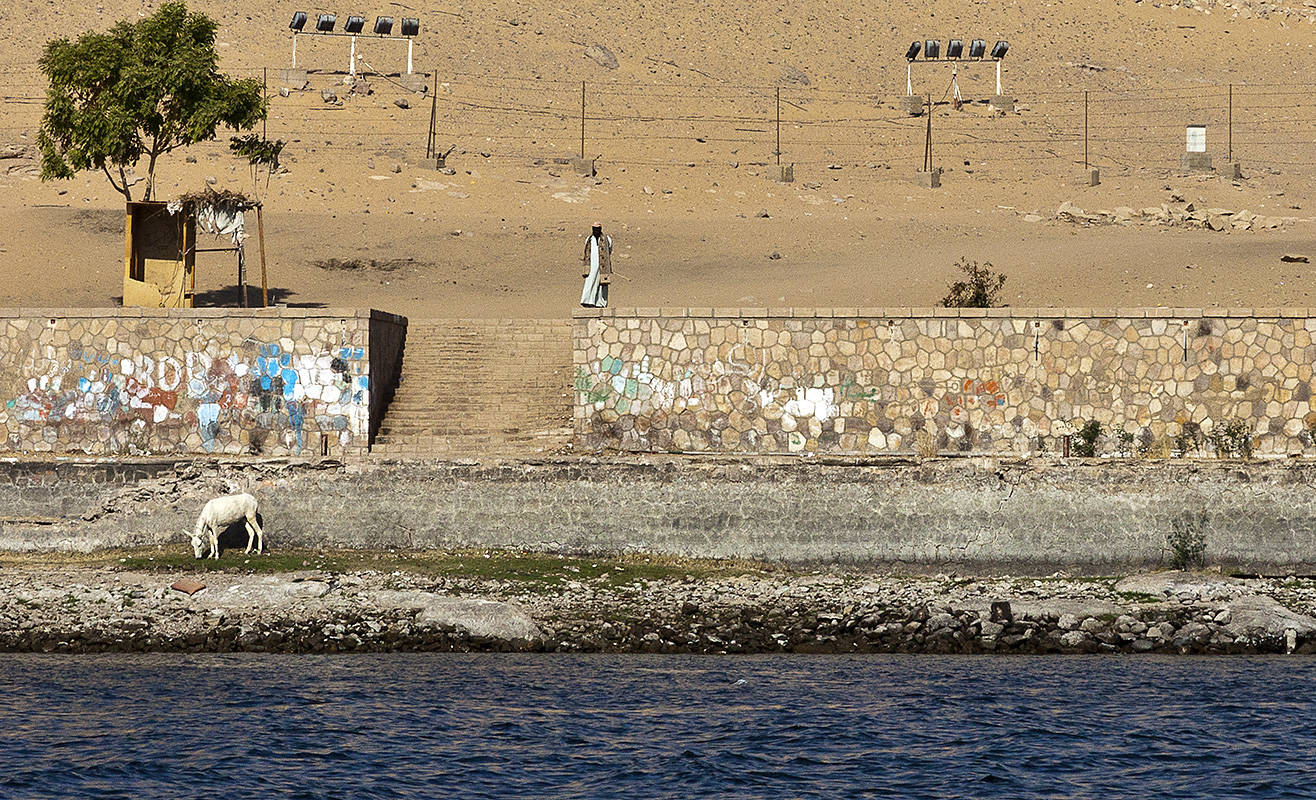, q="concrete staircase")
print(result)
[369,319,574,460]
